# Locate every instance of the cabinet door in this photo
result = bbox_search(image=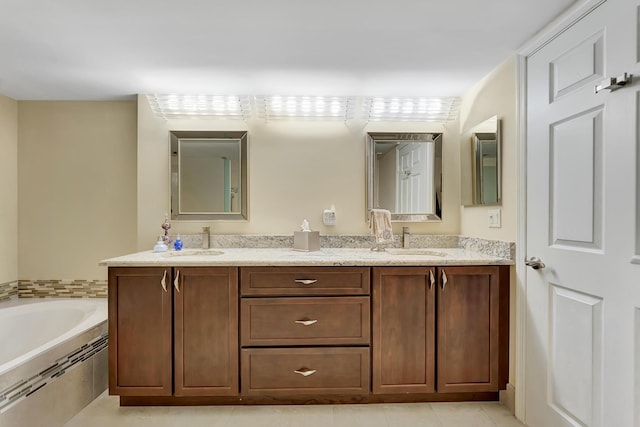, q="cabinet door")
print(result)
[372,267,436,394]
[174,267,239,396]
[108,267,172,396]
[437,266,509,393]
